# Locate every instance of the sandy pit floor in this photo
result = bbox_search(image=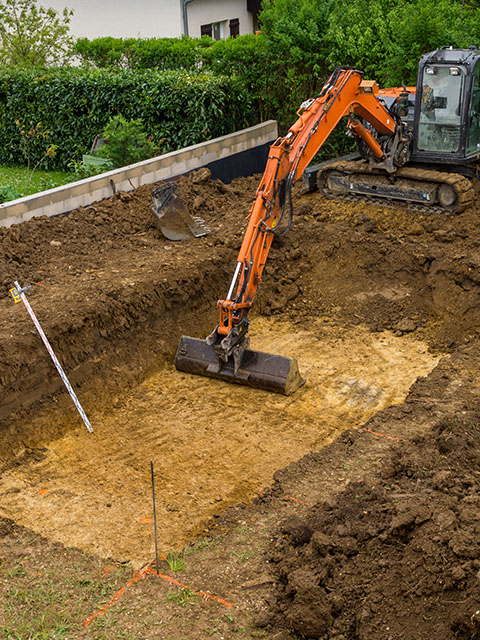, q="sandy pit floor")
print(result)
[0,316,440,567]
